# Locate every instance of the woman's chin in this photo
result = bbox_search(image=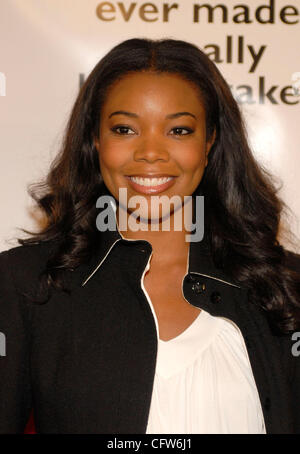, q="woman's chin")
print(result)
[117,204,187,233]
